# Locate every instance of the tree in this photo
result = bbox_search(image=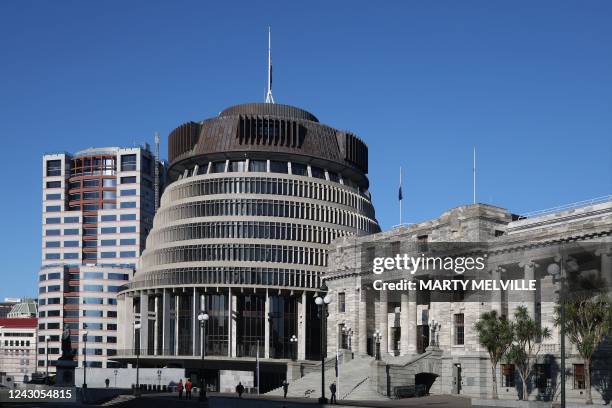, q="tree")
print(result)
[554,295,612,405]
[506,306,552,401]
[475,310,514,399]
